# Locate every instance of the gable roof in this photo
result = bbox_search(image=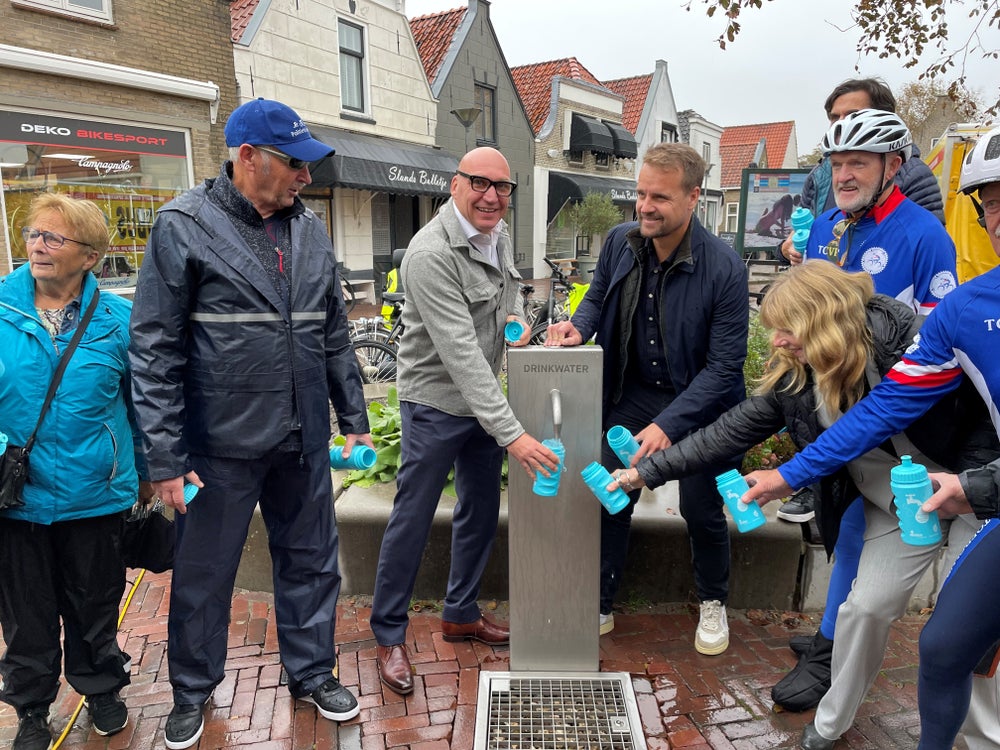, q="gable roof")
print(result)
[719,120,795,187]
[511,57,604,135]
[230,0,260,44]
[409,6,467,86]
[602,74,650,135]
